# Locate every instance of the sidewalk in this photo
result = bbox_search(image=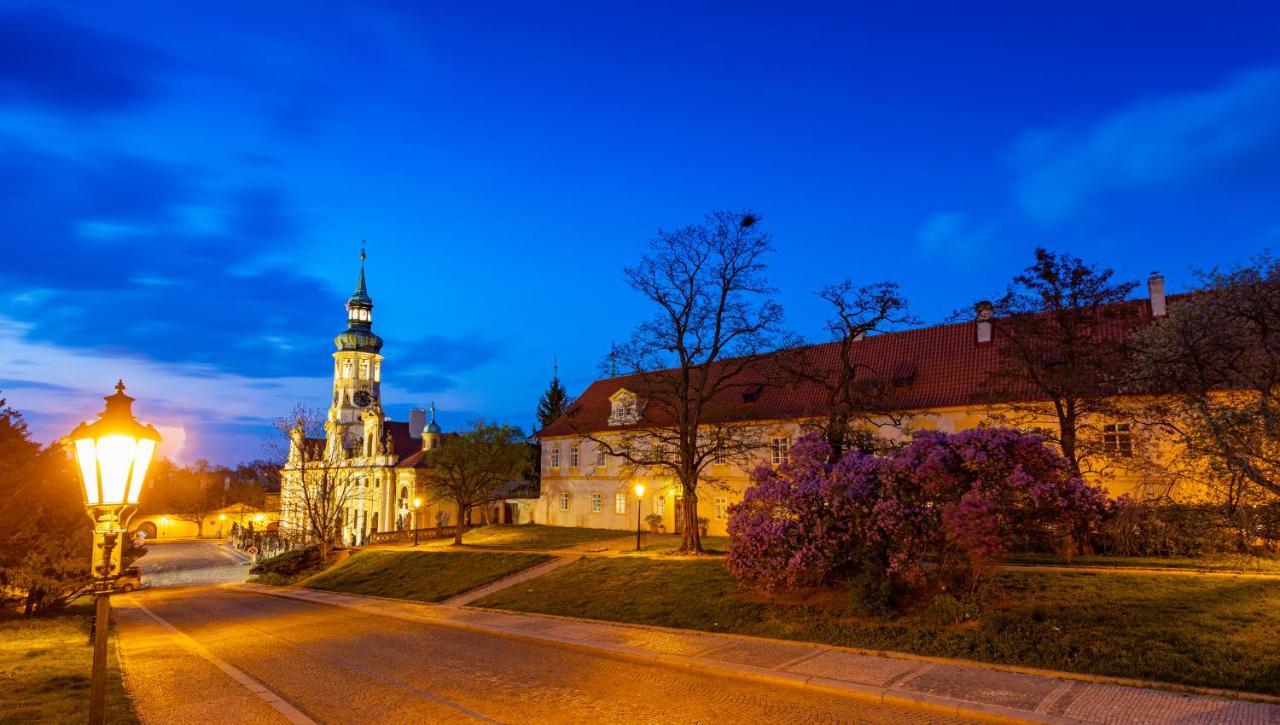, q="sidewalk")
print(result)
[235,582,1279,725]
